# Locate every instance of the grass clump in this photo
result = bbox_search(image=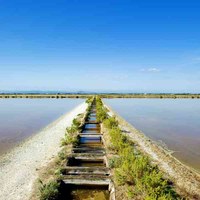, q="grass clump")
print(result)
[38,179,60,200]
[86,96,93,104]
[60,129,78,146]
[61,116,82,146]
[108,156,121,168]
[96,96,108,122]
[61,97,94,146]
[103,116,118,129]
